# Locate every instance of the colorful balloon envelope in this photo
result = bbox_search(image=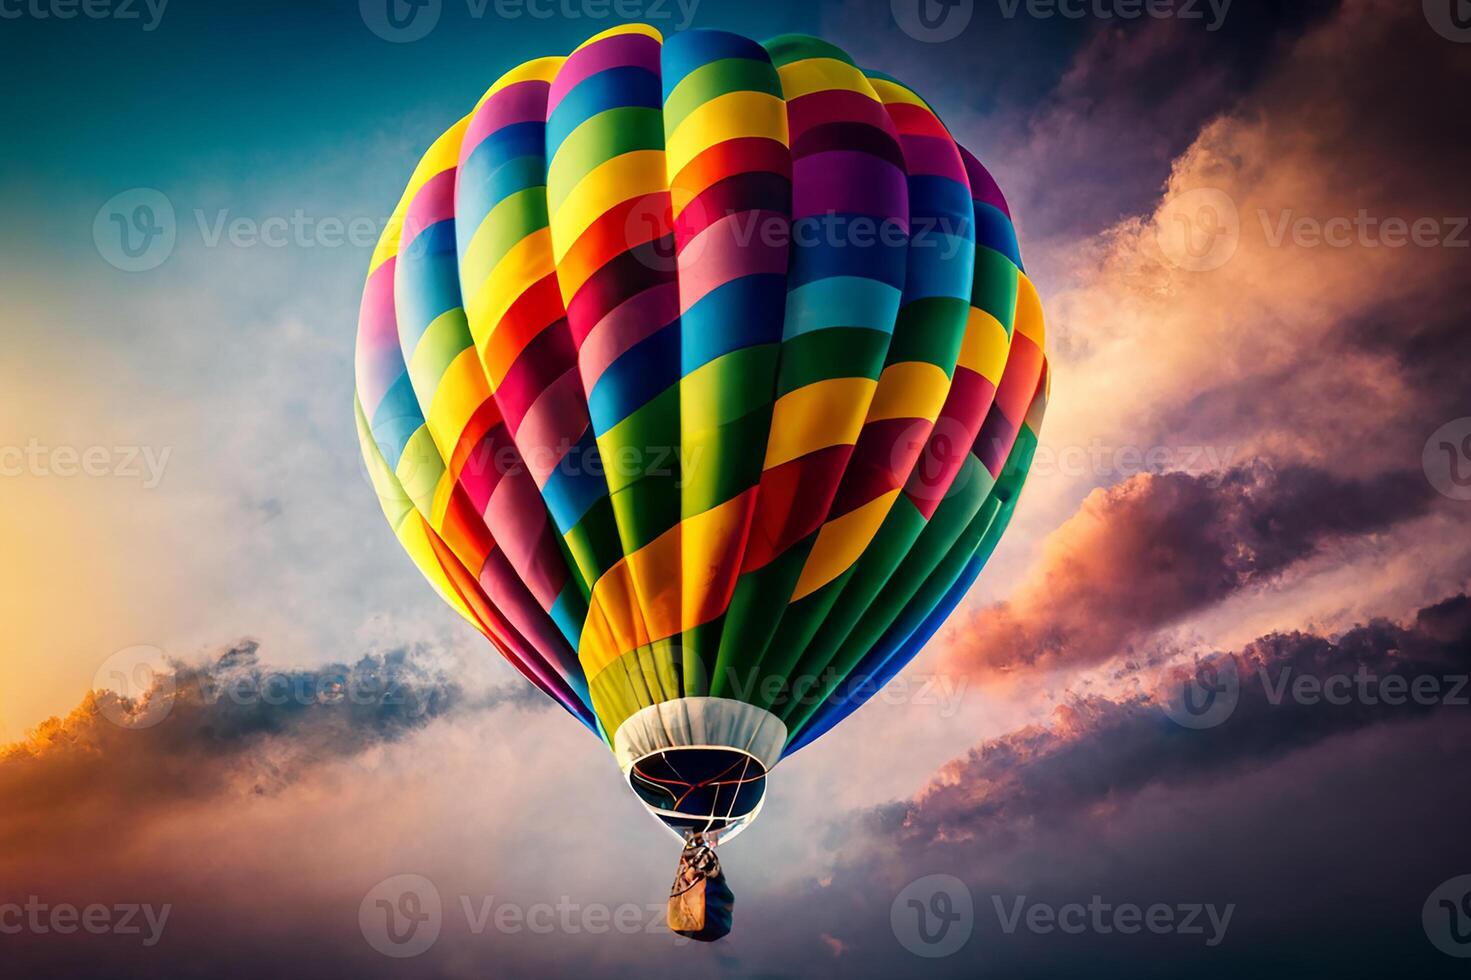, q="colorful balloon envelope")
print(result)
[355,24,1049,845]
